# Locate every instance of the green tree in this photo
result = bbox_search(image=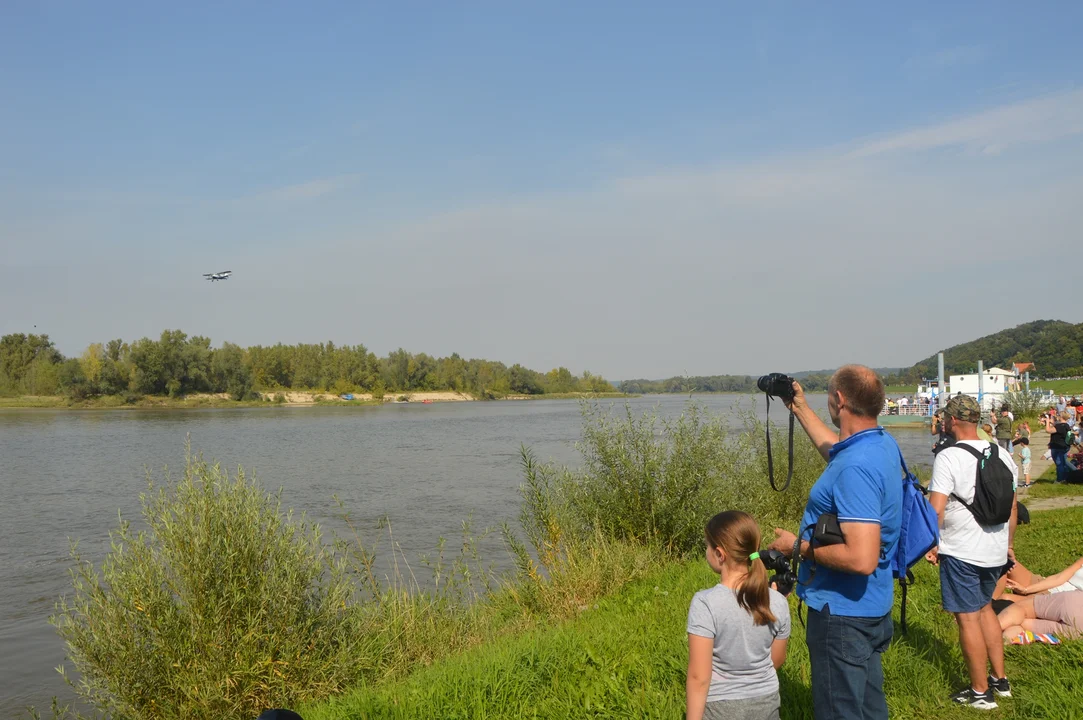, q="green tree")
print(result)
[0,333,62,387]
[211,343,256,400]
